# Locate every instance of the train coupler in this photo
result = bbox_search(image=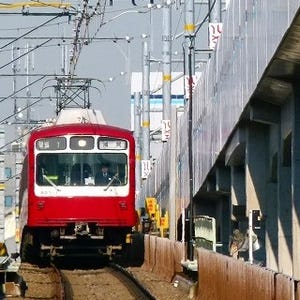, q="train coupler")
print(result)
[106,245,122,258]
